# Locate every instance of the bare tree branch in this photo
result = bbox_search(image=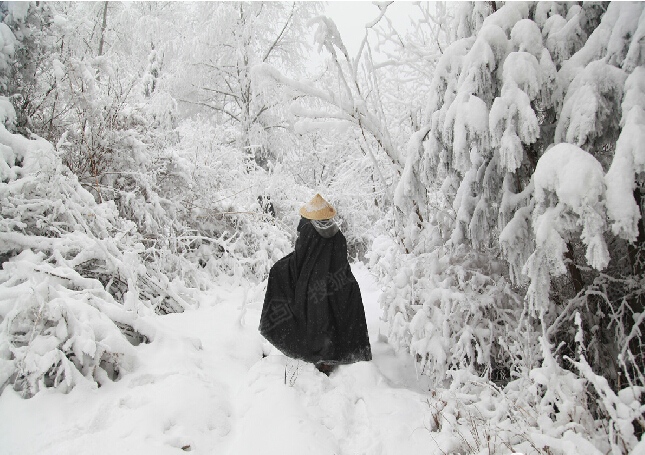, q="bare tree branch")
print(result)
[253,63,401,169]
[177,98,241,123]
[201,86,240,100]
[262,2,295,63]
